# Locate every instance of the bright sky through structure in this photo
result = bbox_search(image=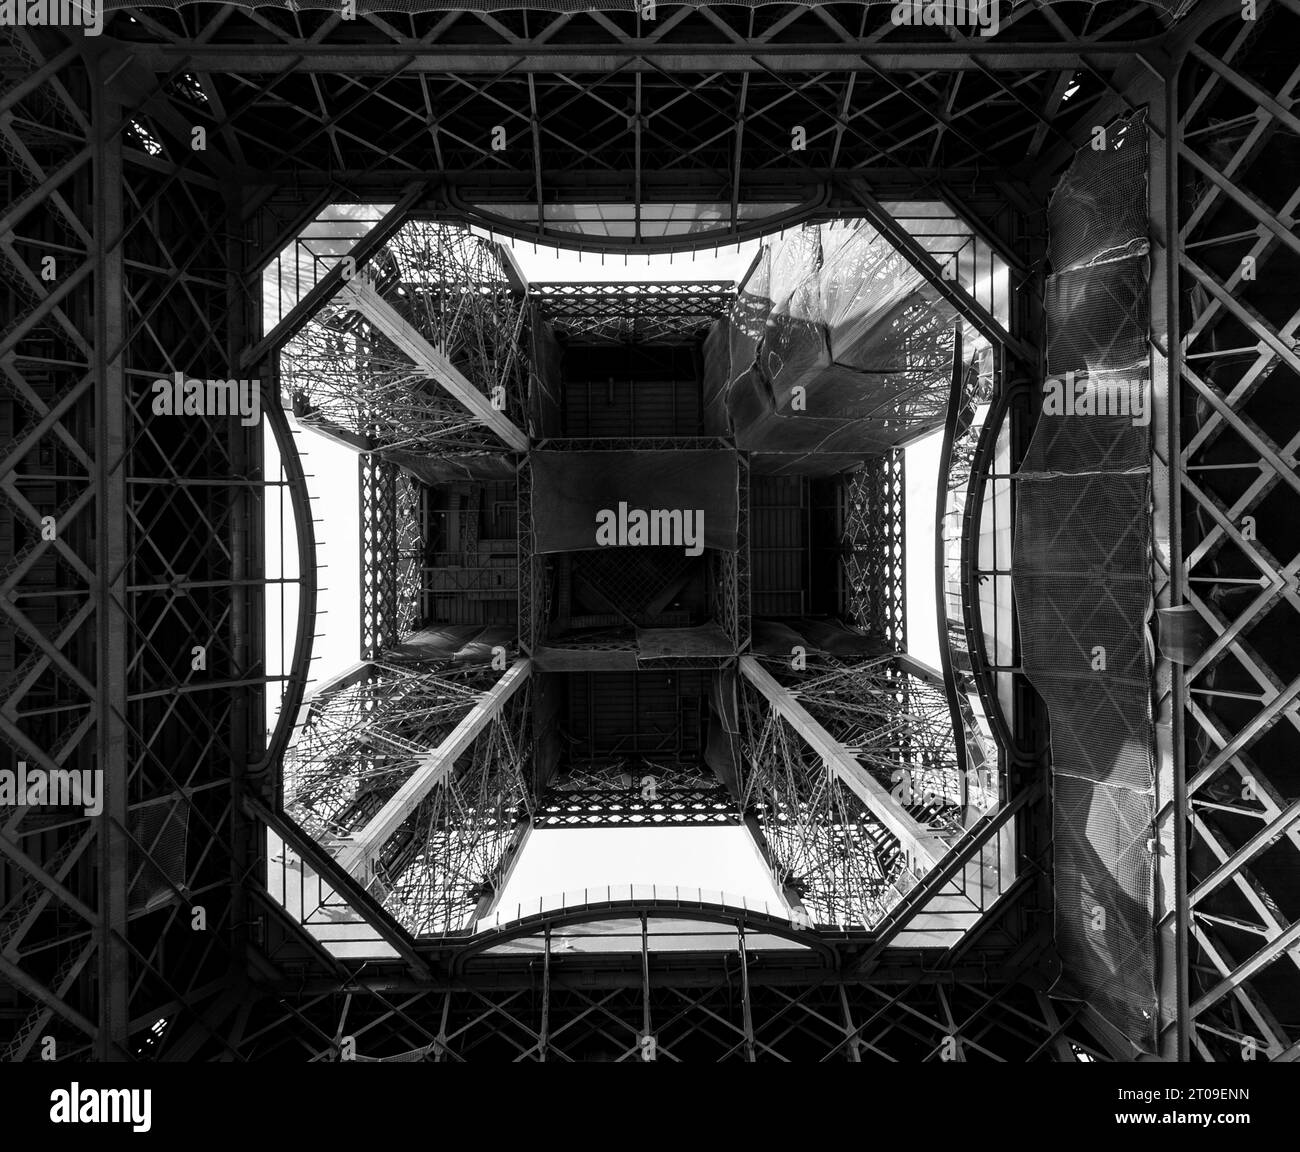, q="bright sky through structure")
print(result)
[904,428,943,672]
[470,228,763,285]
[266,231,943,913]
[494,827,787,915]
[263,412,361,735]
